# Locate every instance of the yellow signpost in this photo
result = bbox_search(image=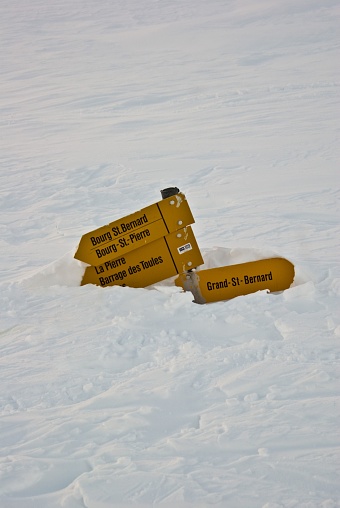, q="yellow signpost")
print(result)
[75,188,295,302]
[74,192,195,266]
[81,226,203,288]
[175,257,295,303]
